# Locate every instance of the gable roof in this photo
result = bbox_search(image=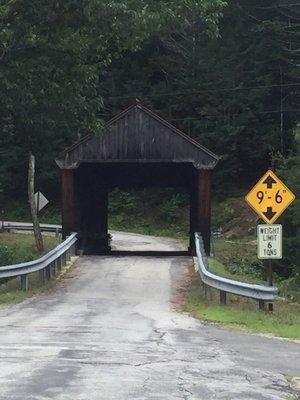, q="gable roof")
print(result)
[56,104,219,170]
